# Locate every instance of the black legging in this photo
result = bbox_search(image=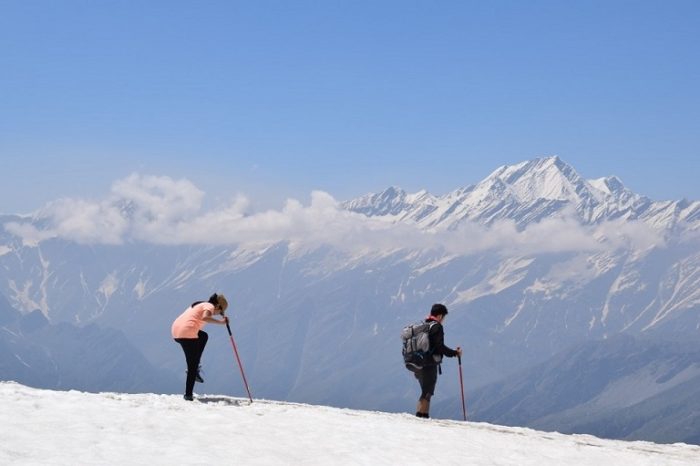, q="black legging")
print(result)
[175,330,209,397]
